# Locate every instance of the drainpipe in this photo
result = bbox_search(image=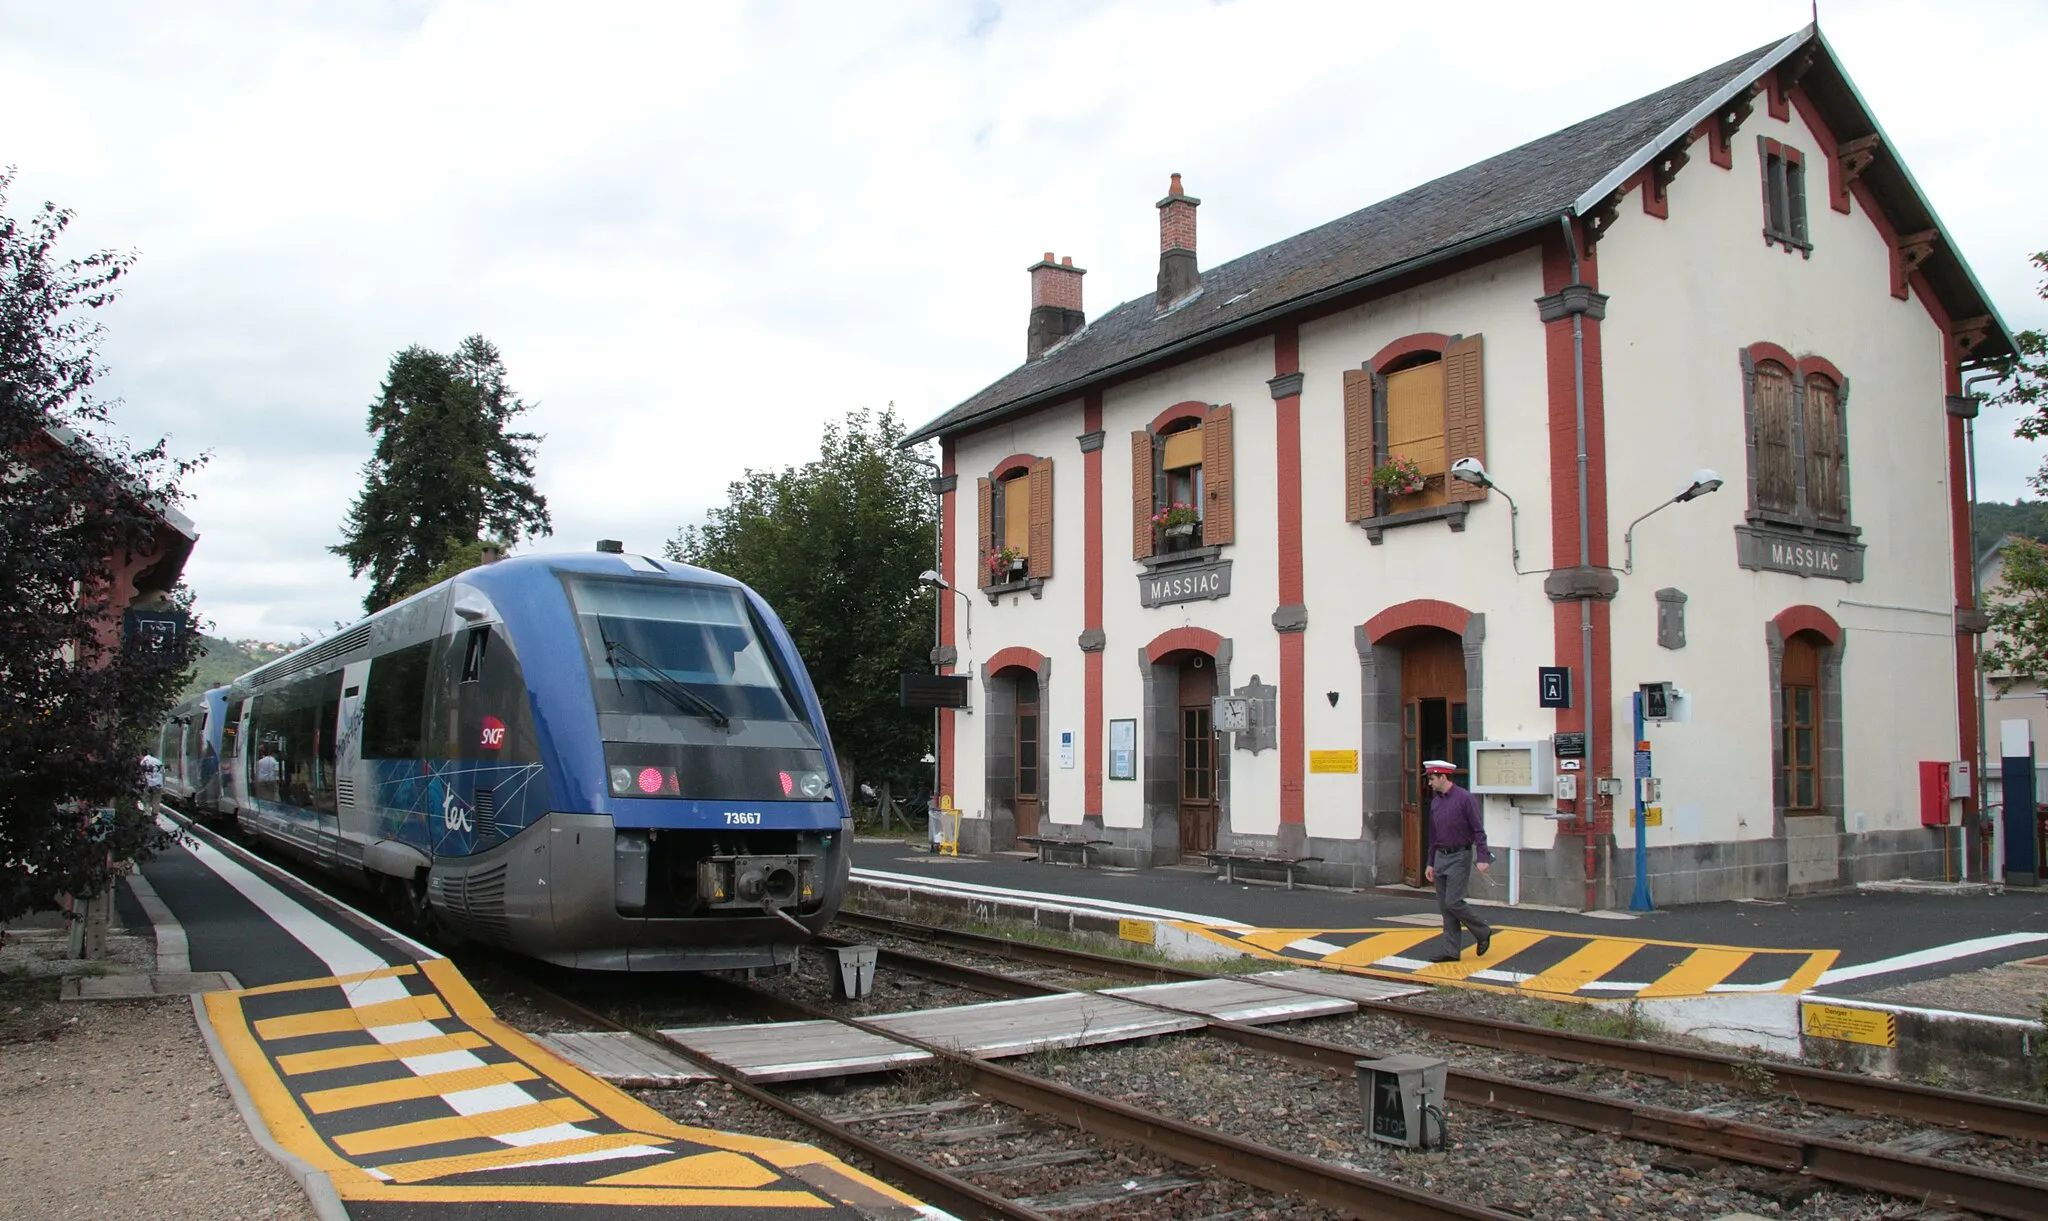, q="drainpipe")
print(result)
[911,453,945,819]
[1561,216,1604,912]
[1962,369,2001,882]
